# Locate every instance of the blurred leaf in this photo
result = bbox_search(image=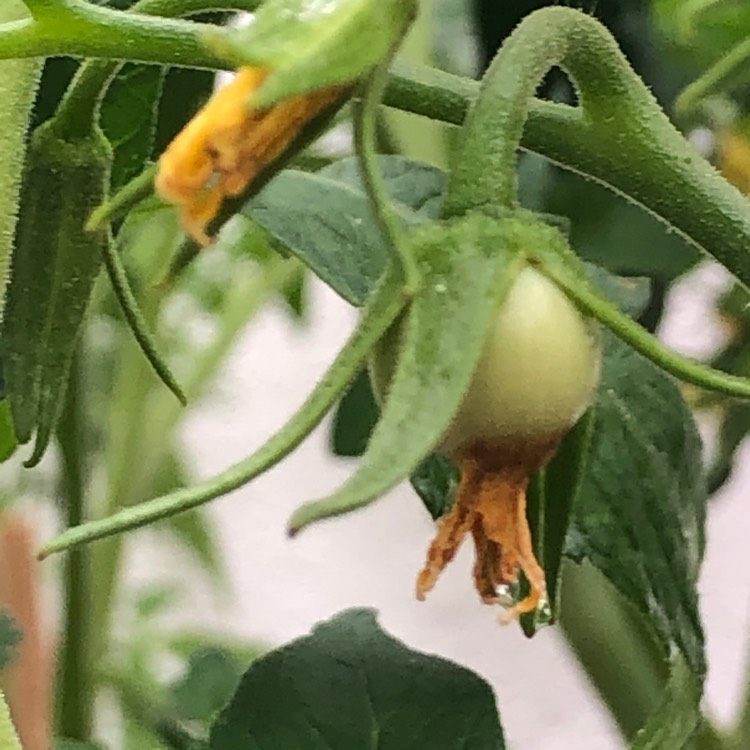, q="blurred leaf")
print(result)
[171,647,245,724]
[525,166,699,283]
[0,611,20,672]
[431,0,480,79]
[242,157,444,305]
[134,584,183,621]
[243,170,391,305]
[210,609,504,750]
[330,369,379,457]
[211,0,417,106]
[0,402,17,463]
[149,450,224,582]
[318,155,446,216]
[101,64,166,190]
